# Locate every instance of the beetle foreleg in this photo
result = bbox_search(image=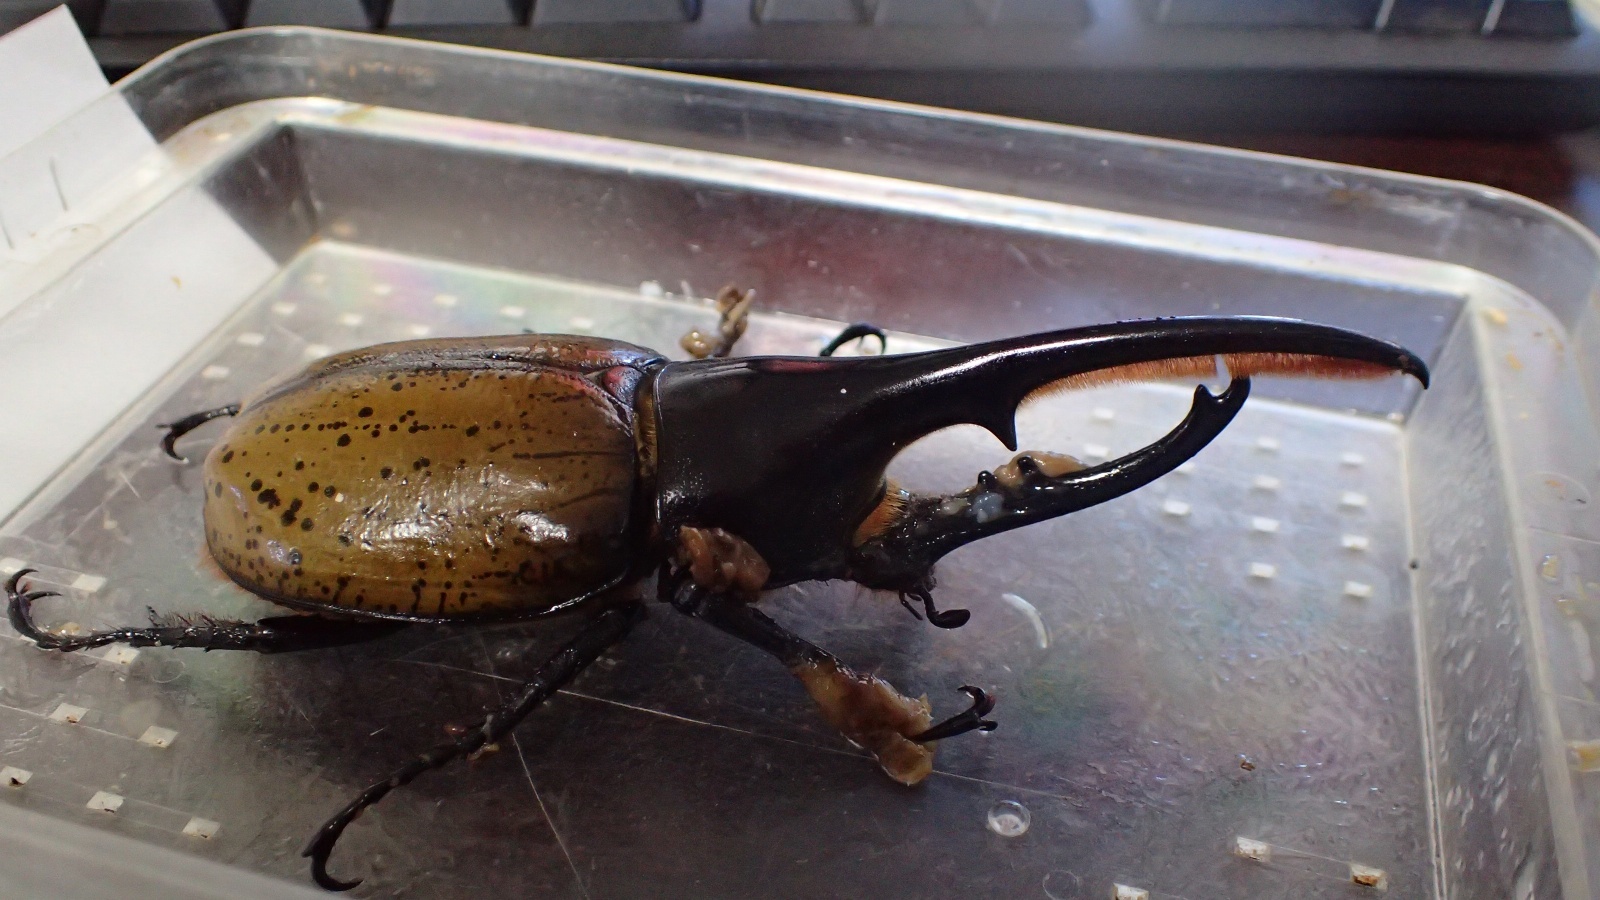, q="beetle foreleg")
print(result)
[158,403,240,462]
[679,285,754,360]
[6,570,406,653]
[667,578,996,786]
[302,601,644,892]
[672,525,770,600]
